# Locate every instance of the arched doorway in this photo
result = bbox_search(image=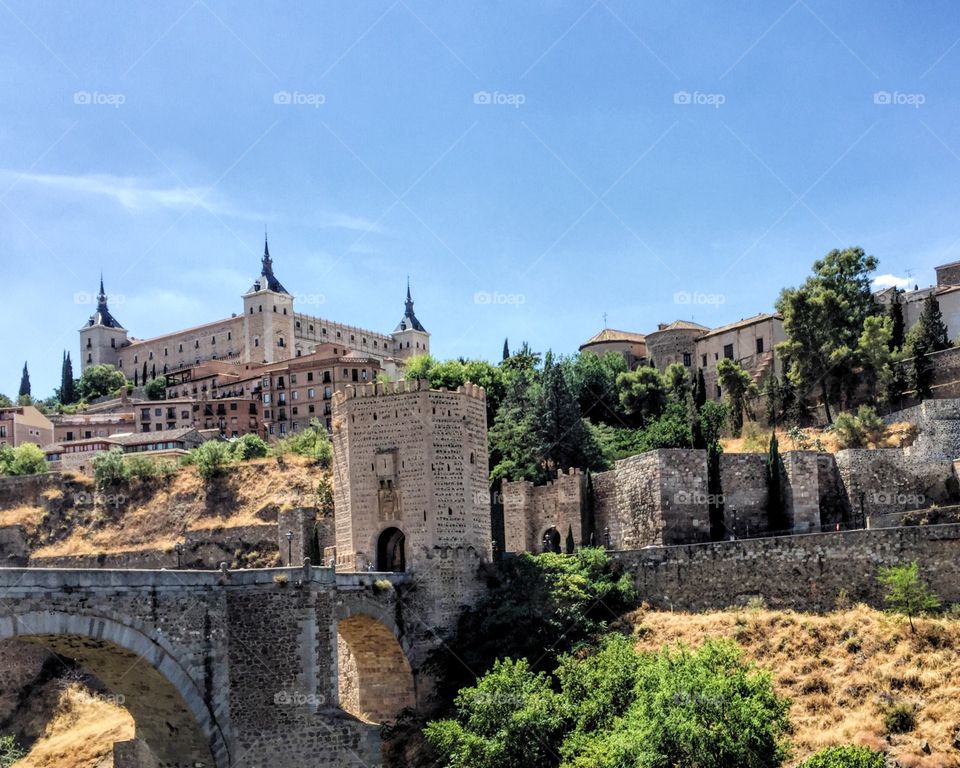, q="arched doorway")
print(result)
[336,615,415,723]
[0,612,225,767]
[377,527,406,572]
[542,526,561,553]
